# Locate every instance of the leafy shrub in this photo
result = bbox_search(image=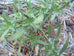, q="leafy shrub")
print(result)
[0,0,70,56]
